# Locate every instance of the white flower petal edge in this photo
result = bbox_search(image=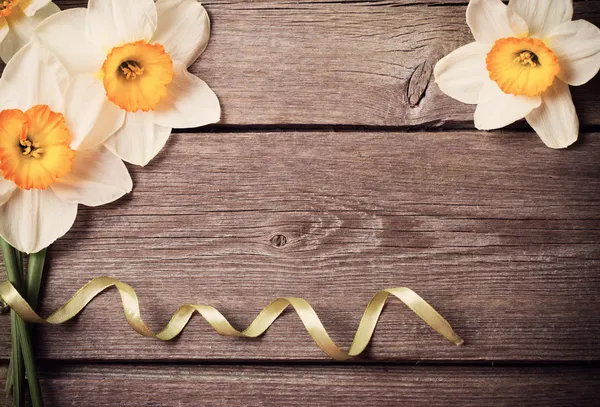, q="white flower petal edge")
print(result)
[65,74,126,150]
[154,0,211,67]
[105,112,172,167]
[0,189,78,254]
[434,42,489,105]
[474,79,541,130]
[0,2,59,63]
[86,0,157,49]
[51,147,133,207]
[34,8,106,77]
[0,179,16,207]
[507,0,572,38]
[0,41,69,113]
[153,62,221,128]
[19,0,53,17]
[548,20,600,87]
[525,80,578,149]
[466,0,528,45]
